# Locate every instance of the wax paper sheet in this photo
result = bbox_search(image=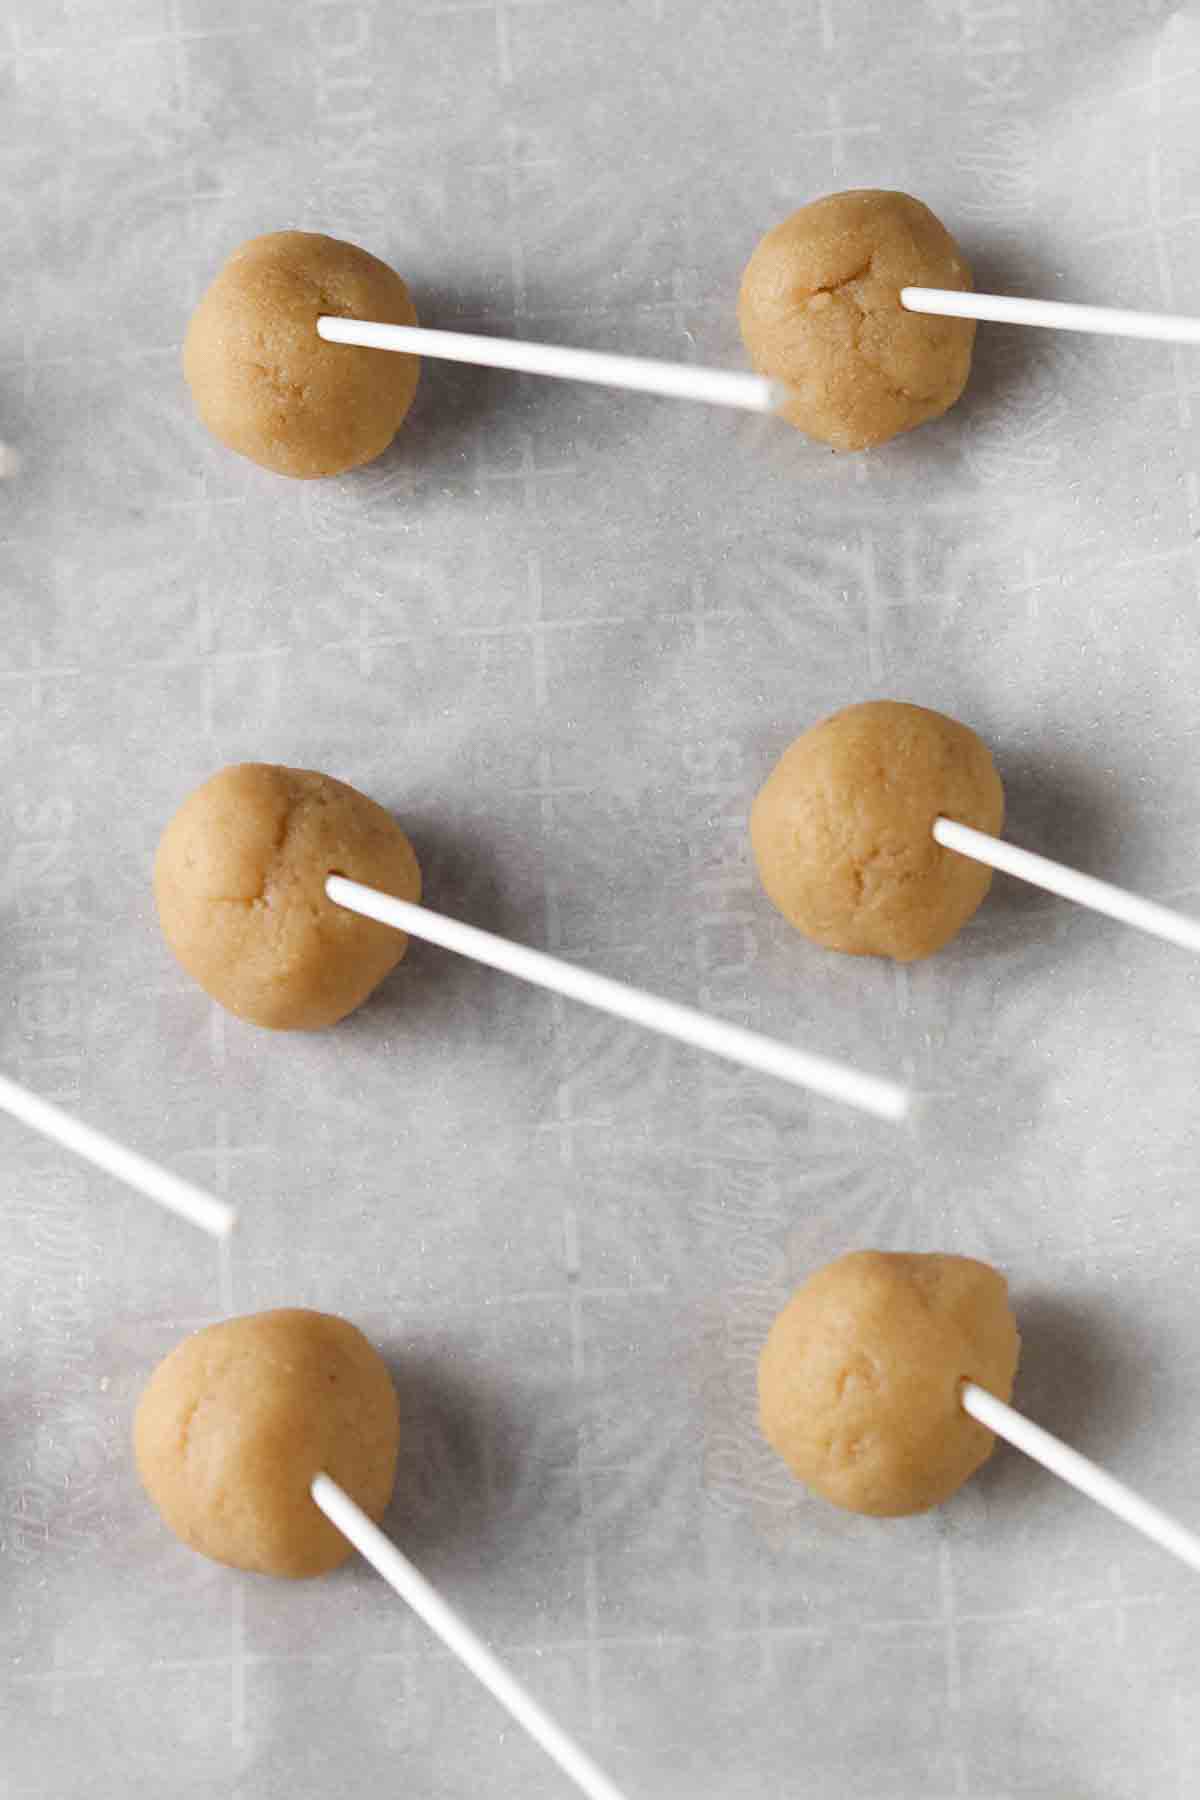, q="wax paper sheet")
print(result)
[4,2,1200,1794]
